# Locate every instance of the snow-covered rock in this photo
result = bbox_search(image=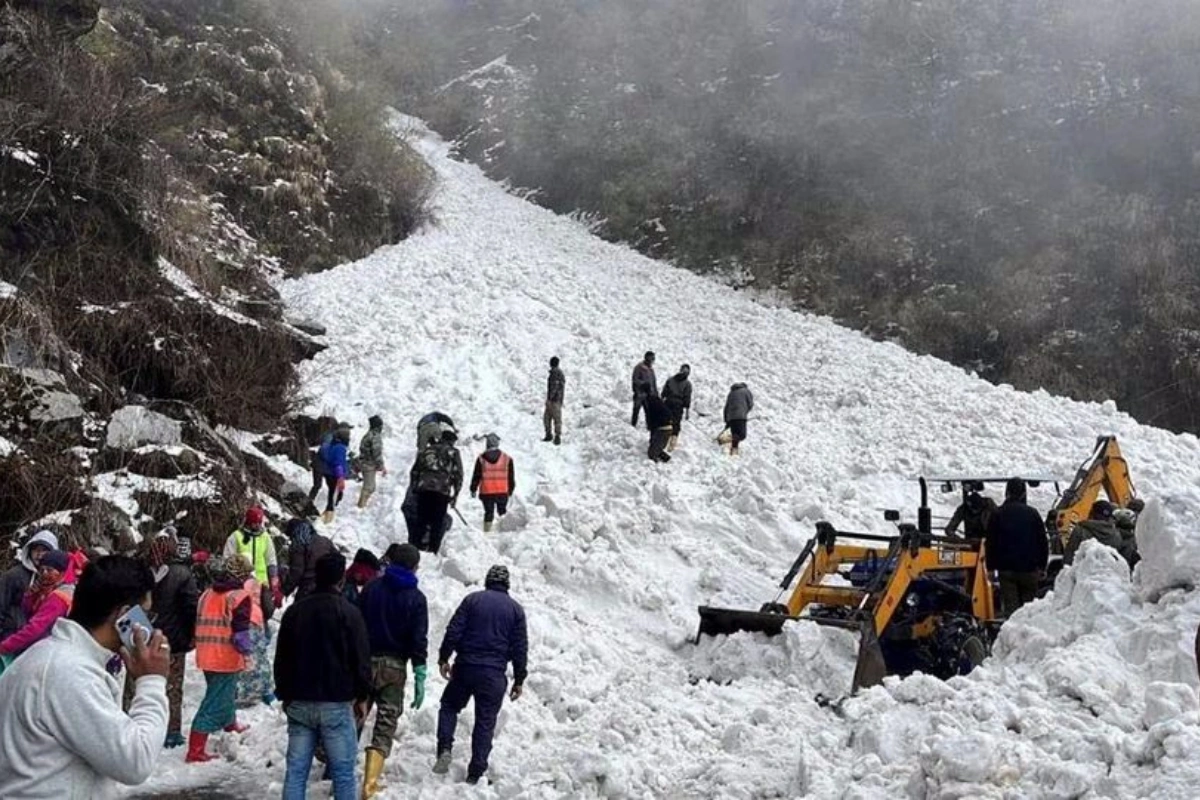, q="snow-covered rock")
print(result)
[105,405,182,450]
